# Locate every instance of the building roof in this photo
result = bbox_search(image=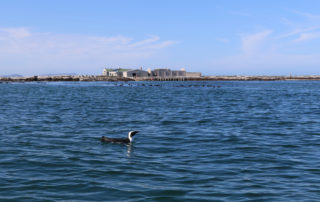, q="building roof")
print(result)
[153,68,170,71]
[126,69,148,72]
[117,68,131,72]
[104,68,131,72]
